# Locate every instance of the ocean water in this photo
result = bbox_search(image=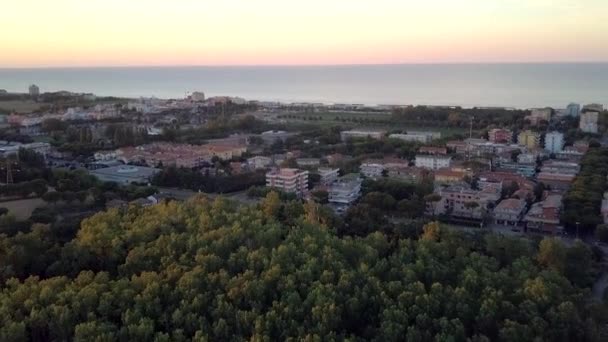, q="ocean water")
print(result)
[0,63,607,108]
